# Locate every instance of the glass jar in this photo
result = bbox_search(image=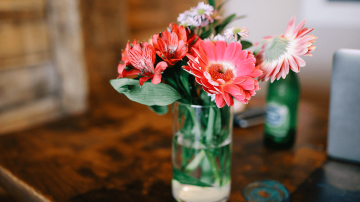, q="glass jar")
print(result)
[171,101,233,202]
